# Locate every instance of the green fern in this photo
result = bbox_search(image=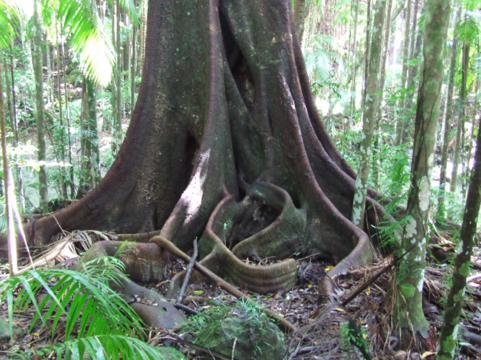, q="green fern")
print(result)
[37,335,185,360]
[0,257,144,340]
